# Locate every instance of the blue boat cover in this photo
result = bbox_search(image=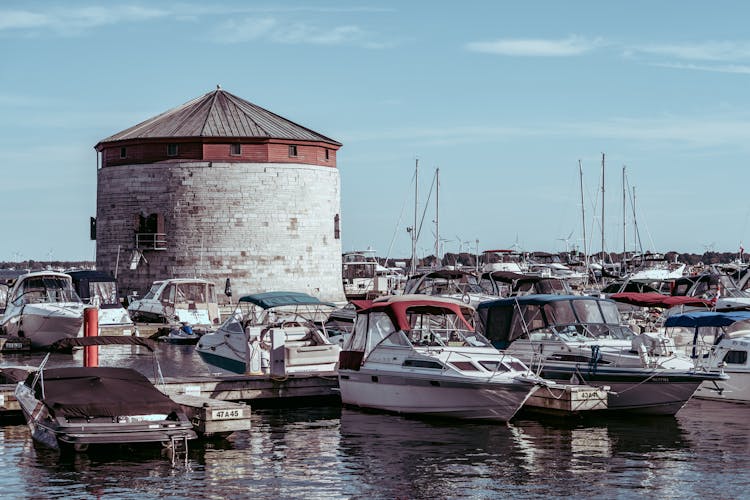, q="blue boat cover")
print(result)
[238,291,335,309]
[664,310,750,328]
